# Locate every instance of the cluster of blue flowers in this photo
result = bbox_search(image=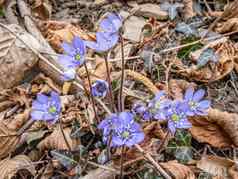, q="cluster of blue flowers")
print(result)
[30,12,211,149]
[132,88,211,134]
